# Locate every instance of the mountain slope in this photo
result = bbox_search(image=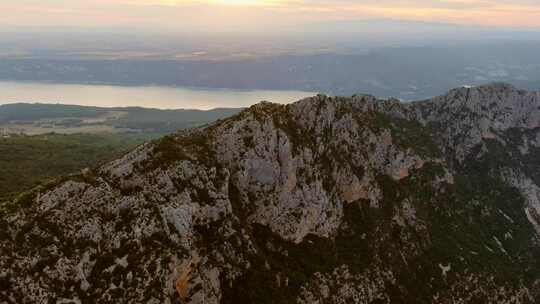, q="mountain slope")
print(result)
[1,84,540,303]
[0,133,148,201]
